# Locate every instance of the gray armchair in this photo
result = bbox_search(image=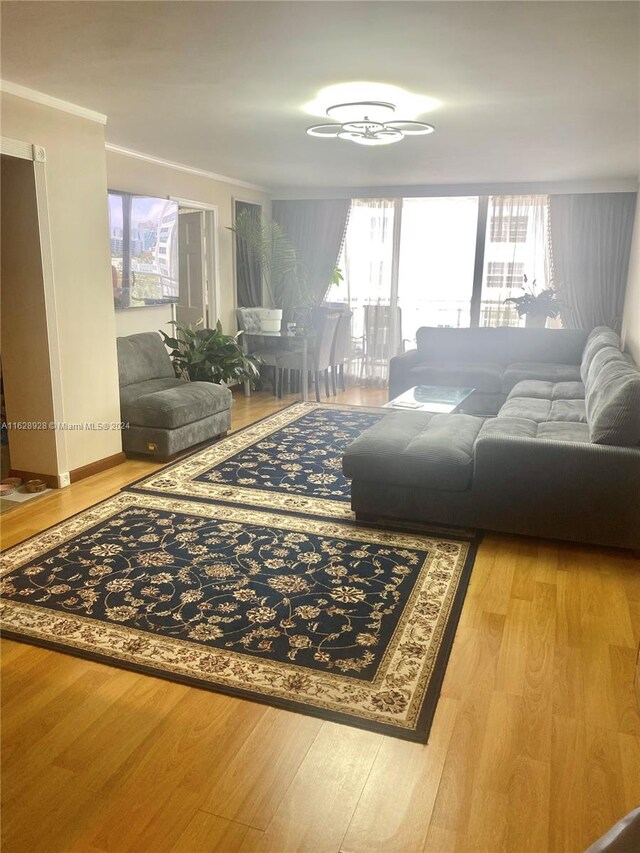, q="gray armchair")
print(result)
[116,332,231,458]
